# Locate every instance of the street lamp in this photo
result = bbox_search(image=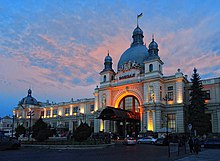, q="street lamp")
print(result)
[27,110,34,141]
